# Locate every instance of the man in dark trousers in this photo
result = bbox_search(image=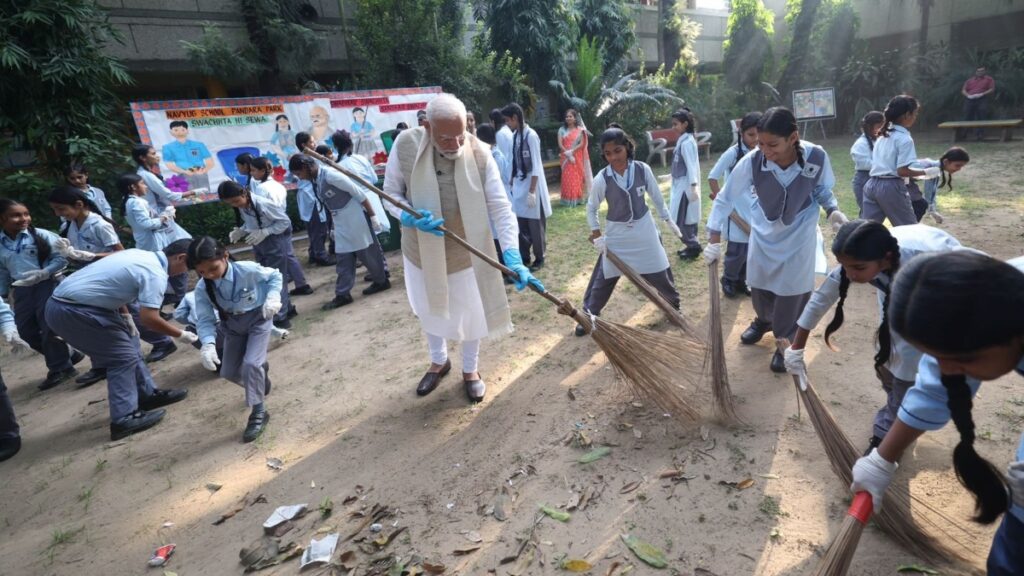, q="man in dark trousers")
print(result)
[960,66,995,141]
